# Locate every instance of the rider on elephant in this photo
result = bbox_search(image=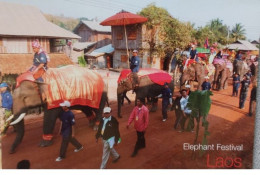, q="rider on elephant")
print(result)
[129,50,140,89]
[29,39,49,82]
